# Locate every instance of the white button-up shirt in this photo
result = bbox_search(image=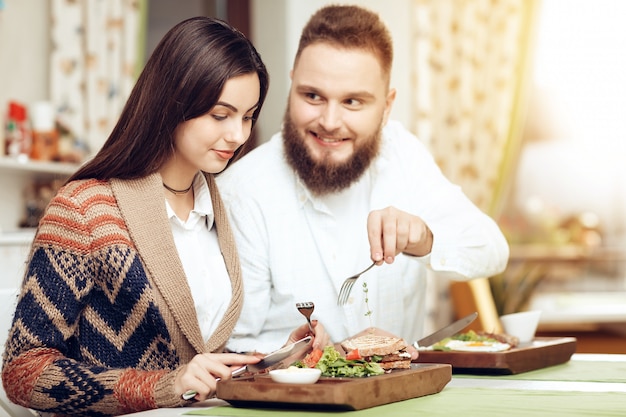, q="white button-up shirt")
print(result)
[217,120,509,353]
[166,173,231,342]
